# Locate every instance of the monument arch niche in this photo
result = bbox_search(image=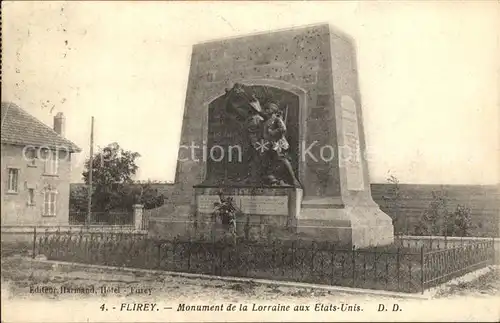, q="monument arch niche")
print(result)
[199,84,301,188]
